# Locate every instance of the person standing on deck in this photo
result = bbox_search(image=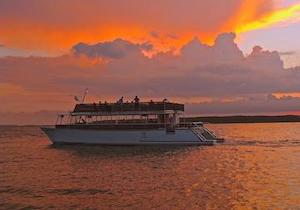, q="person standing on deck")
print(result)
[134,96,140,109]
[117,96,124,104]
